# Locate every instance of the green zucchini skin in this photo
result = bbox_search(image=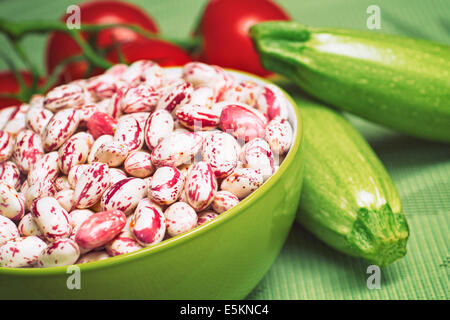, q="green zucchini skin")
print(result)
[291,94,409,266]
[250,21,450,143]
